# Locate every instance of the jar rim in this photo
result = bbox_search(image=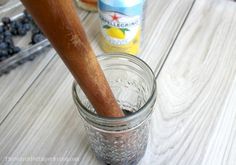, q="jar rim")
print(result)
[72,54,156,129]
